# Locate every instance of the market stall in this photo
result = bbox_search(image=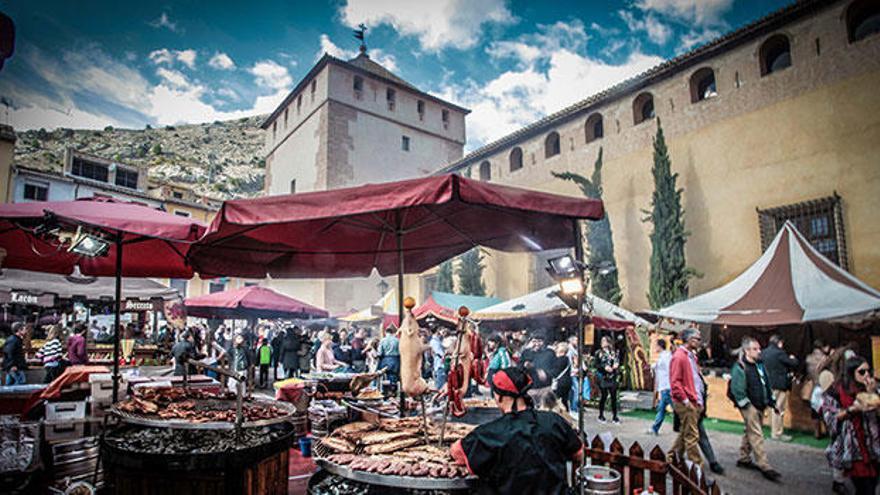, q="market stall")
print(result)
[184,284,329,320]
[187,173,605,489]
[656,221,880,430]
[413,291,500,326]
[338,290,399,330]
